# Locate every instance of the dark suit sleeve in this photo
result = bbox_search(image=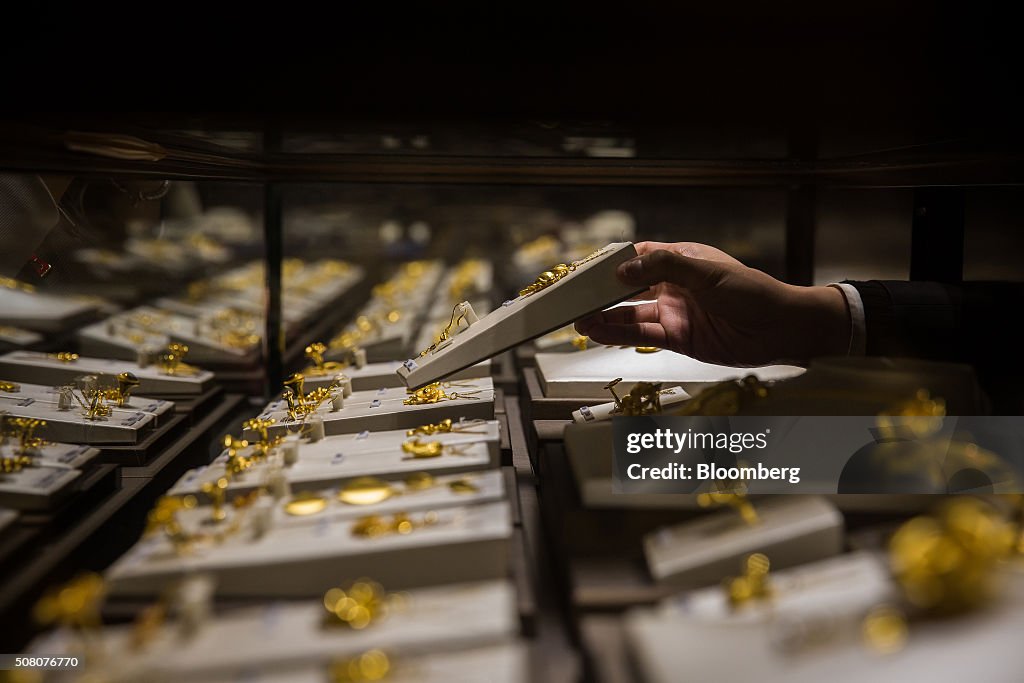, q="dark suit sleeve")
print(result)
[844,280,1024,412]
